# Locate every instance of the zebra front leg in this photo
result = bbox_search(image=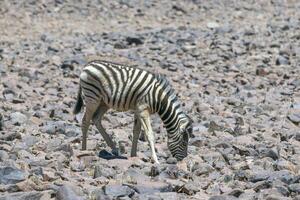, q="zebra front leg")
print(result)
[92,103,119,155]
[137,107,159,164]
[81,102,99,150]
[131,114,141,157]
